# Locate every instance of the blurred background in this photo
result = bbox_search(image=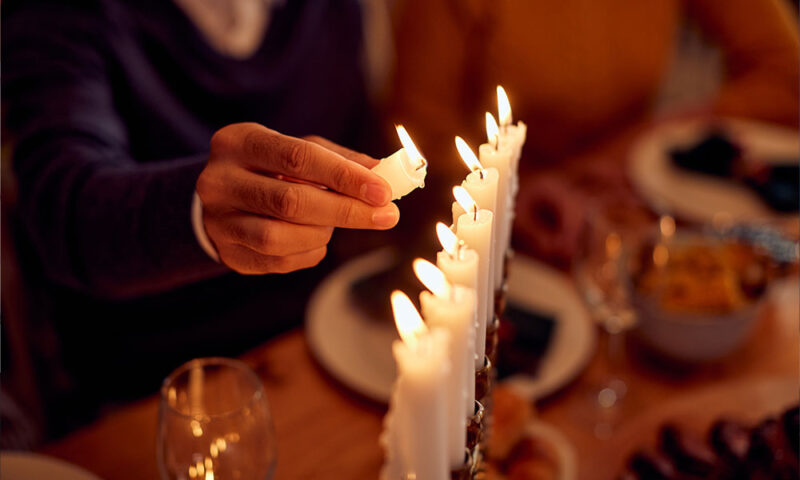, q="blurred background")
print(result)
[2,0,798,456]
